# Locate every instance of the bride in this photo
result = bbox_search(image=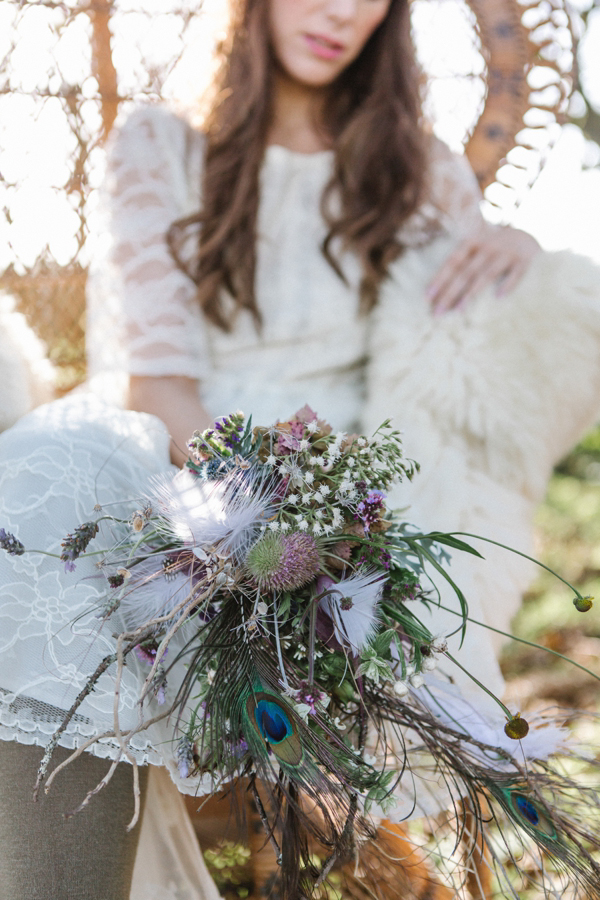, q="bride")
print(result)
[1,0,600,897]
